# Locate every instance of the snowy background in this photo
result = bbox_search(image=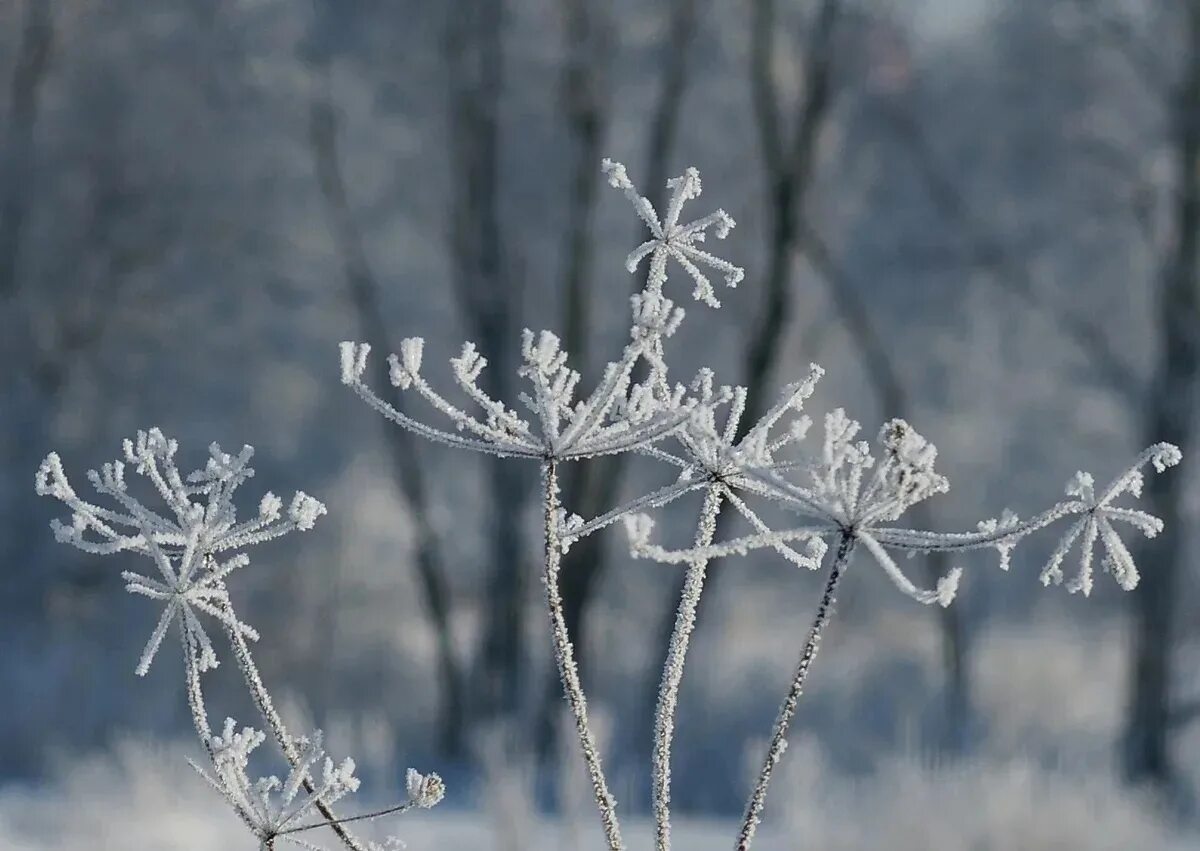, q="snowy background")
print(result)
[2,0,1199,847]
